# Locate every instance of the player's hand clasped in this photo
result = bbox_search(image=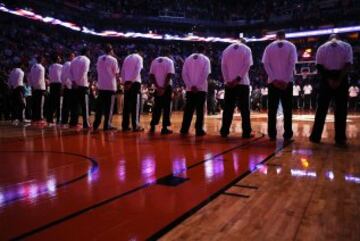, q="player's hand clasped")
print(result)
[272,80,288,90]
[226,76,241,88]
